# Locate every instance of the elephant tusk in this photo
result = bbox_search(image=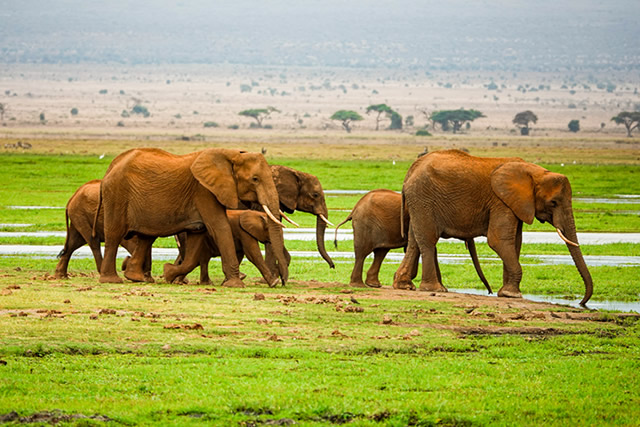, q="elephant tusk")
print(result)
[556,228,579,247]
[279,210,300,227]
[262,205,285,227]
[319,214,335,227]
